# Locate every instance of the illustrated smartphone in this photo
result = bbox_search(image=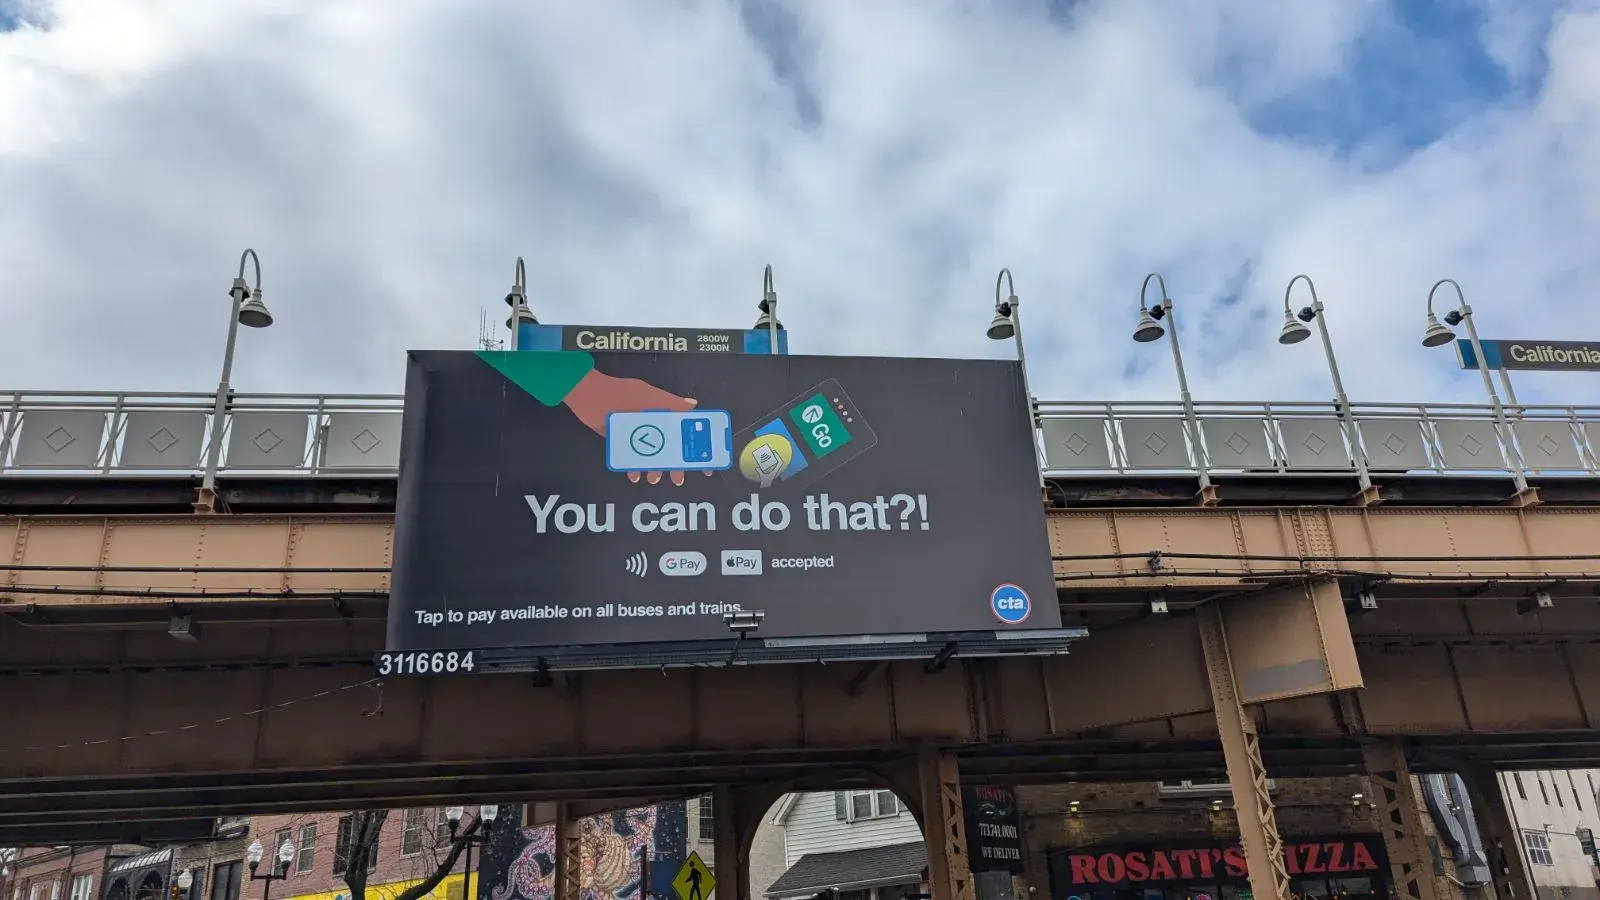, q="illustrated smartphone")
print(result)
[606,410,734,473]
[724,379,878,491]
